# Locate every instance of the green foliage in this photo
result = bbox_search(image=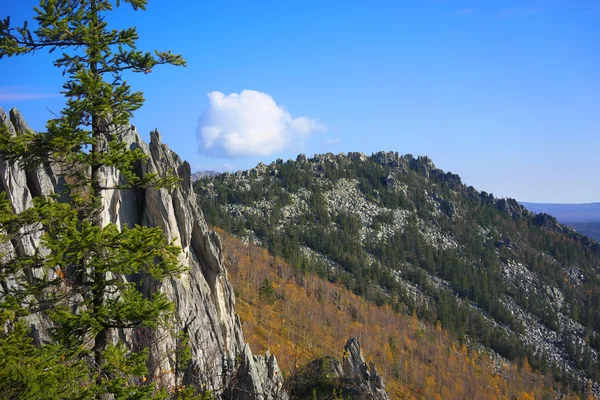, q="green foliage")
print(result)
[0,306,91,400]
[259,278,278,306]
[0,0,187,397]
[96,344,154,399]
[291,357,346,400]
